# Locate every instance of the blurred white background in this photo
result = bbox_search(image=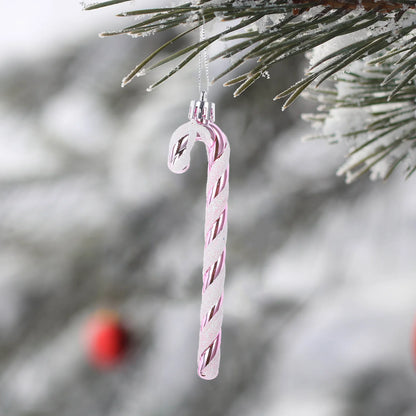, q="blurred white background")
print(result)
[0,2,415,416]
